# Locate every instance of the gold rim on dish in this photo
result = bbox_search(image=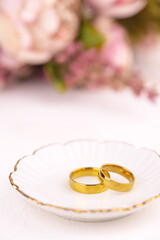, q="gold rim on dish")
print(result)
[9,140,160,214]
